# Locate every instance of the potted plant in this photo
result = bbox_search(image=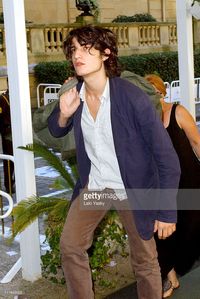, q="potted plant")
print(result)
[75,0,98,16]
[190,0,200,19]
